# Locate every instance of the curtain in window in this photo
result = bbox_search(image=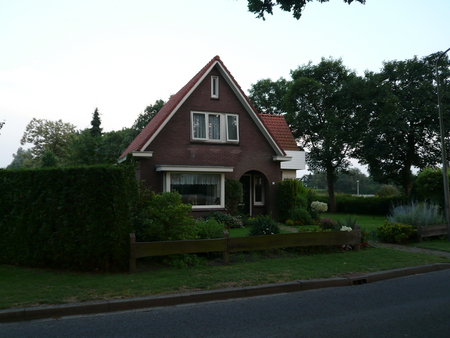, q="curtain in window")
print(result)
[209,114,221,140]
[171,173,221,185]
[193,113,206,139]
[227,115,238,140]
